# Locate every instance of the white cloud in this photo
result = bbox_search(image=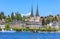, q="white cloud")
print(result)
[21,12,31,17]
